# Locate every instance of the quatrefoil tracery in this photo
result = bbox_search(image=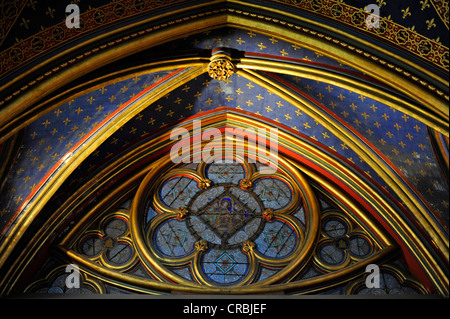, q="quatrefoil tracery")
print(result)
[143,158,308,286]
[78,213,135,270]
